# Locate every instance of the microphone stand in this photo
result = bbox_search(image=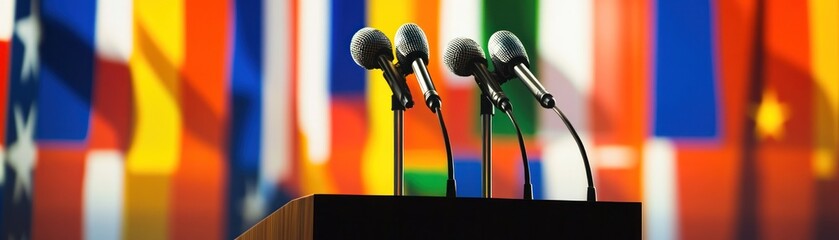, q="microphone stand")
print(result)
[480,95,493,198]
[392,95,405,196]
